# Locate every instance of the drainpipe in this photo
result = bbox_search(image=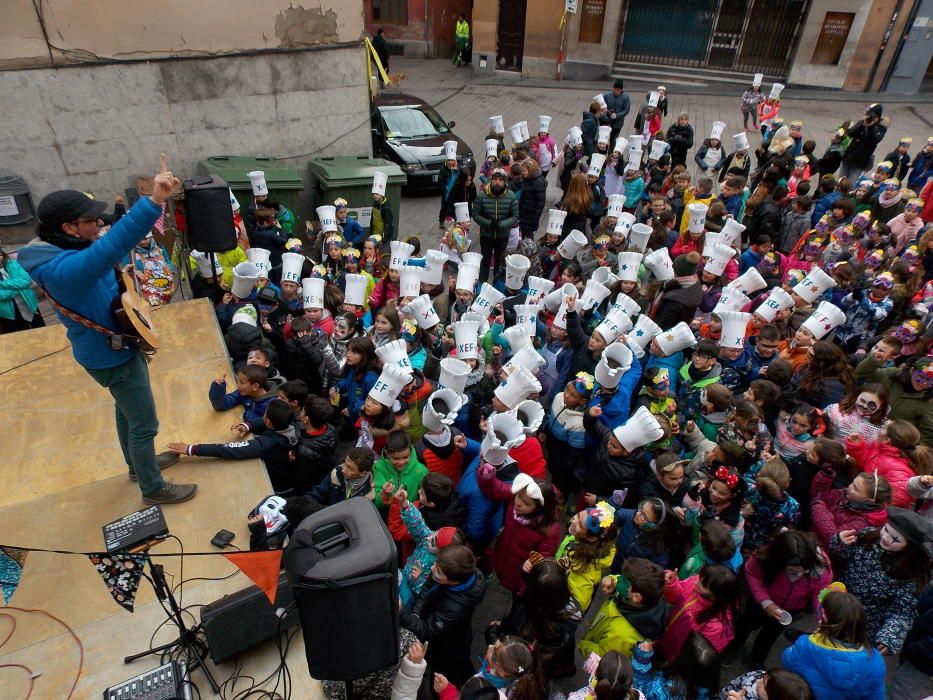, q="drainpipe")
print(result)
[425,0,430,58]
